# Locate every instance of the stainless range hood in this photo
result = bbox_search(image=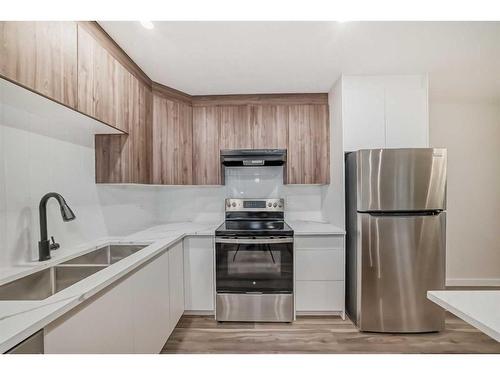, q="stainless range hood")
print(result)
[220,149,287,184]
